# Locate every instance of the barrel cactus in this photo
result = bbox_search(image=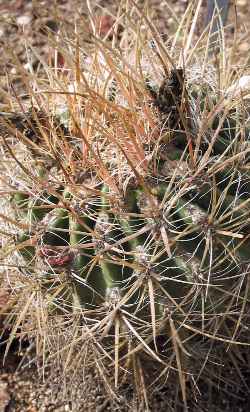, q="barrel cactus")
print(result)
[1,2,250,410]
